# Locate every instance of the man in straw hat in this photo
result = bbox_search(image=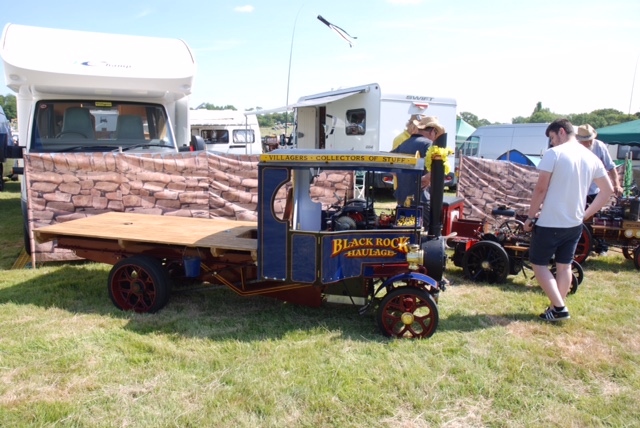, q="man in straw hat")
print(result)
[391,114,421,150]
[391,116,445,227]
[523,119,612,322]
[576,124,623,200]
[576,123,622,256]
